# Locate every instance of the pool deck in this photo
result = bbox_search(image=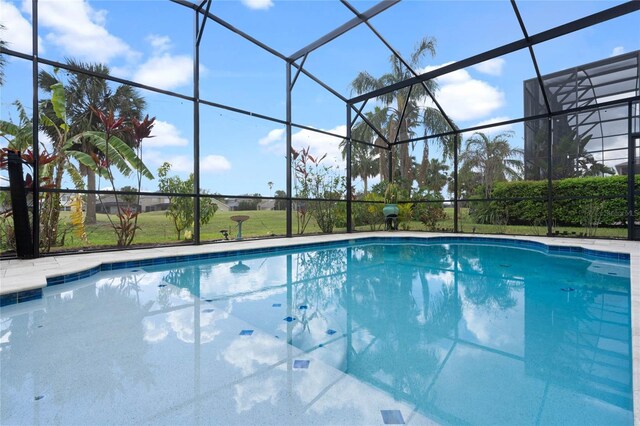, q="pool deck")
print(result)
[1,232,639,423]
